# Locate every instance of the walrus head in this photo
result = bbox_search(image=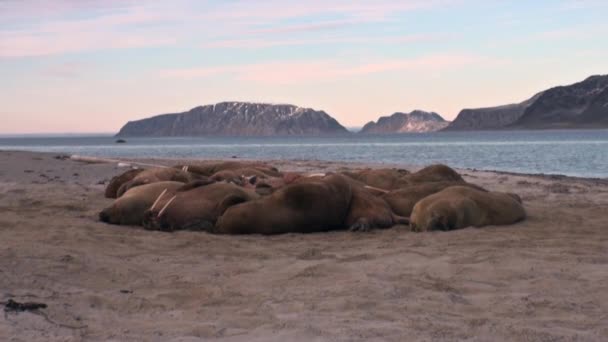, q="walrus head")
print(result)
[99,209,111,223]
[142,194,177,231]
